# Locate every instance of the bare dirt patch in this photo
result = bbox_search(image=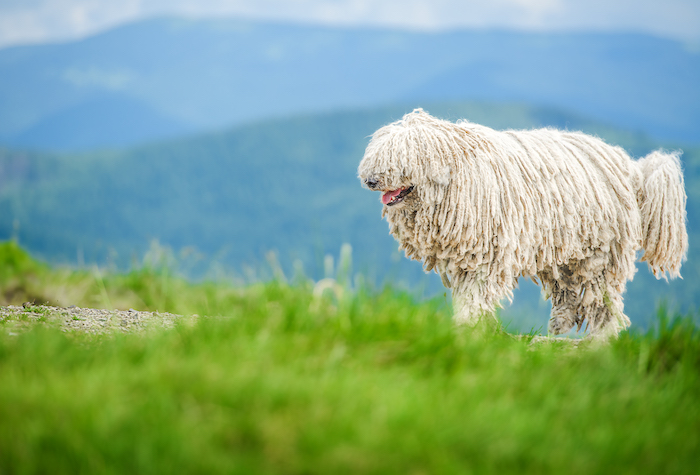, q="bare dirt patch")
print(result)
[0,304,190,335]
